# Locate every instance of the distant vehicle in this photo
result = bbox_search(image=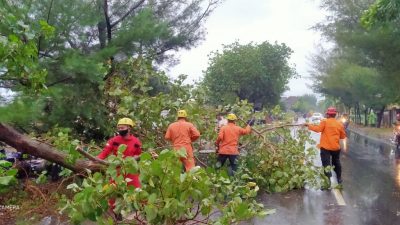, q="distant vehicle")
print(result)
[311,113,324,123]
